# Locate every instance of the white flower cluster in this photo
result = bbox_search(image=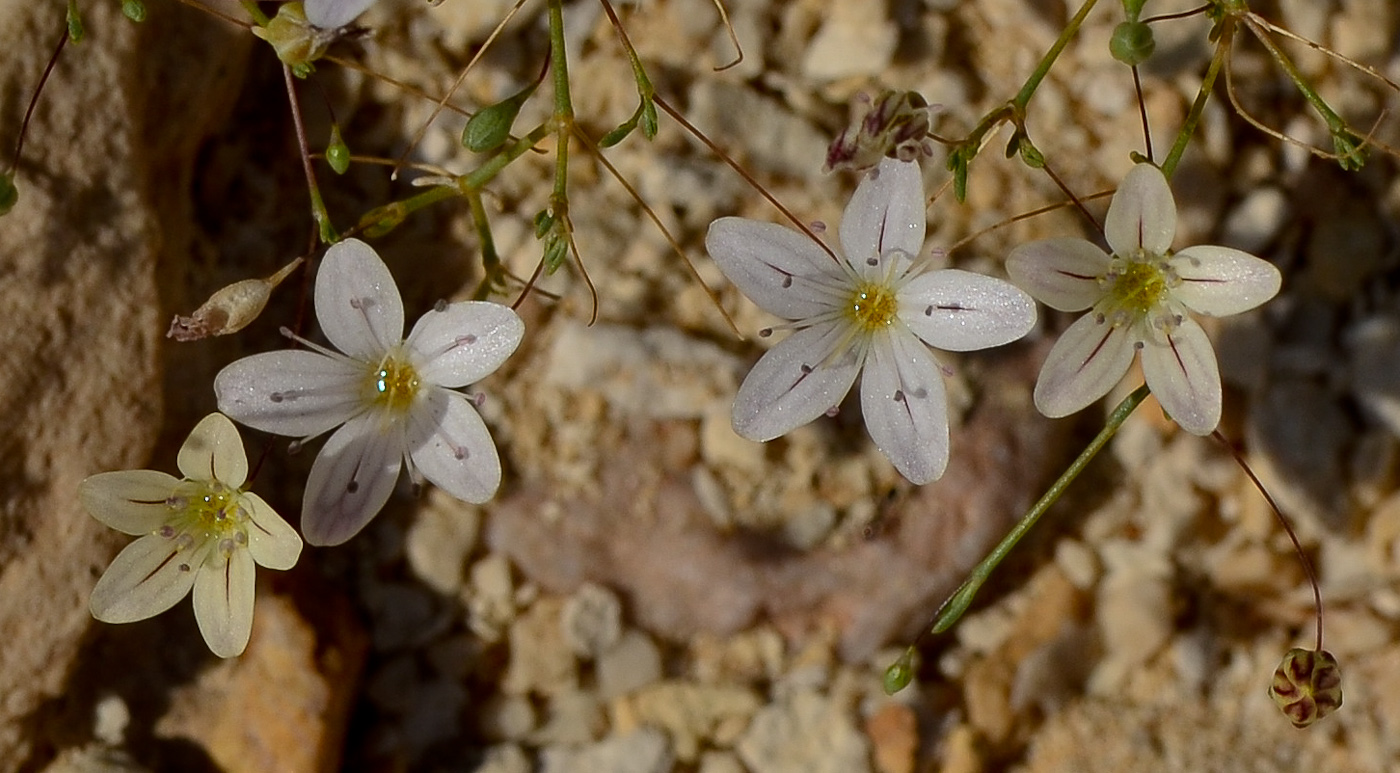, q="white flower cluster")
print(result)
[80,154,1281,660]
[82,239,522,656]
